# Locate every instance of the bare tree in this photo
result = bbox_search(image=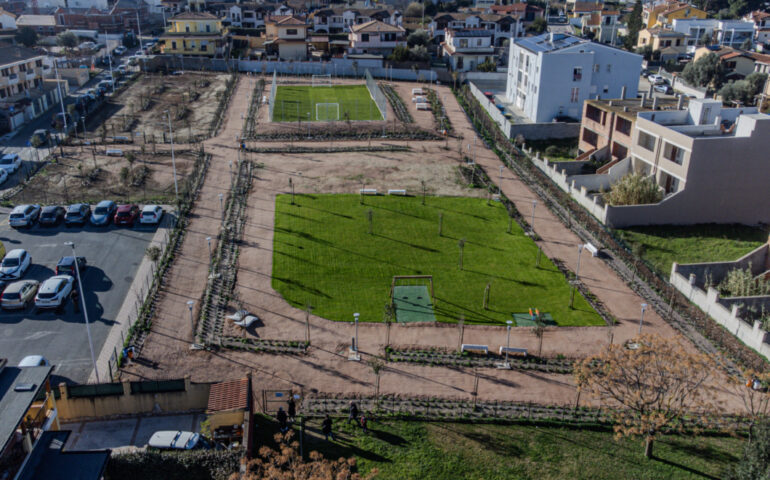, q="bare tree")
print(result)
[733,370,770,444]
[458,238,466,270]
[531,321,545,357]
[575,334,719,459]
[383,302,395,347]
[367,358,386,406]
